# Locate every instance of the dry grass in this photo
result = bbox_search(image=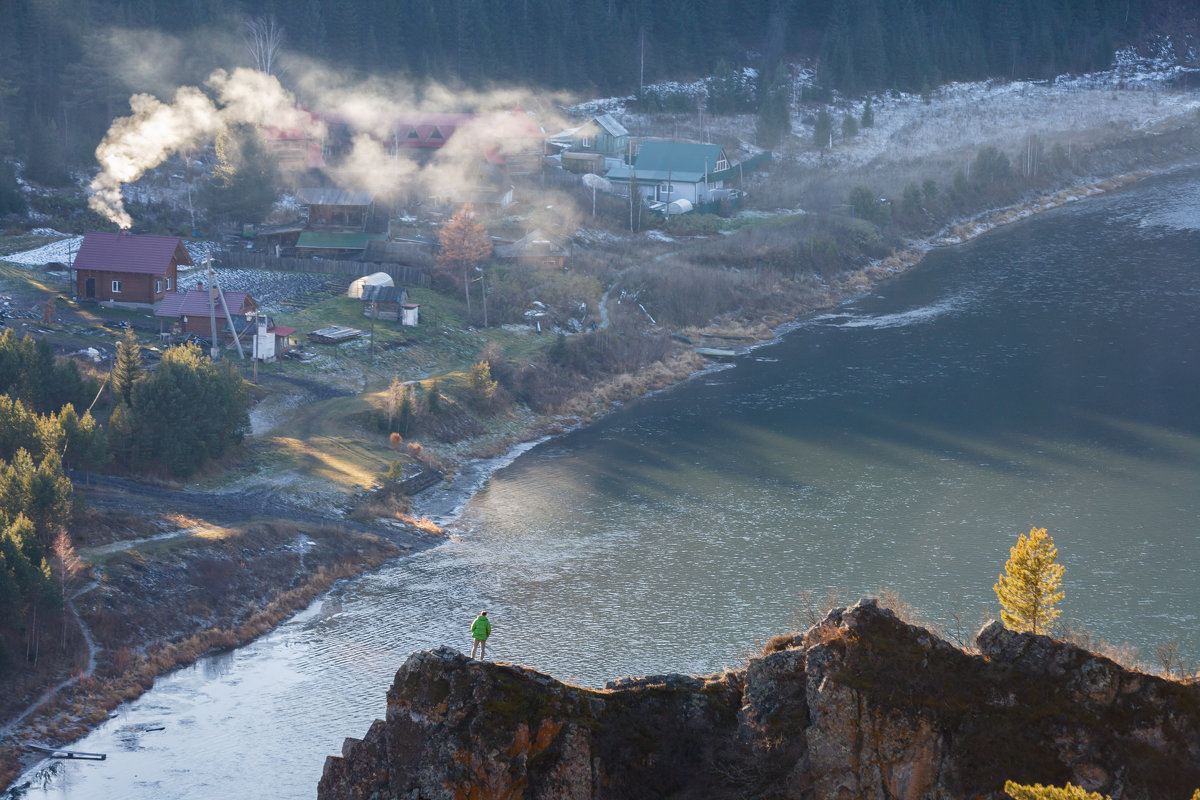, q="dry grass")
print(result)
[0,522,399,790]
